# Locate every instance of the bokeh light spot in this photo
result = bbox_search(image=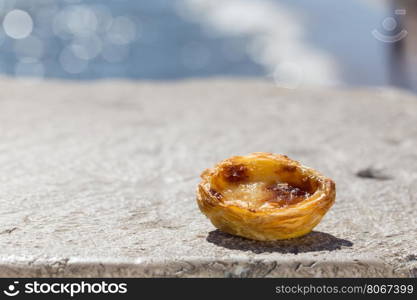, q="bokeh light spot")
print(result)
[71,35,102,60]
[3,9,33,39]
[66,5,98,37]
[106,16,137,45]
